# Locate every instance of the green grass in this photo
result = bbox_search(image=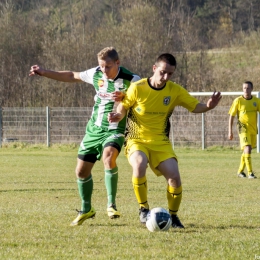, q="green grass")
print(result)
[0,145,259,259]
